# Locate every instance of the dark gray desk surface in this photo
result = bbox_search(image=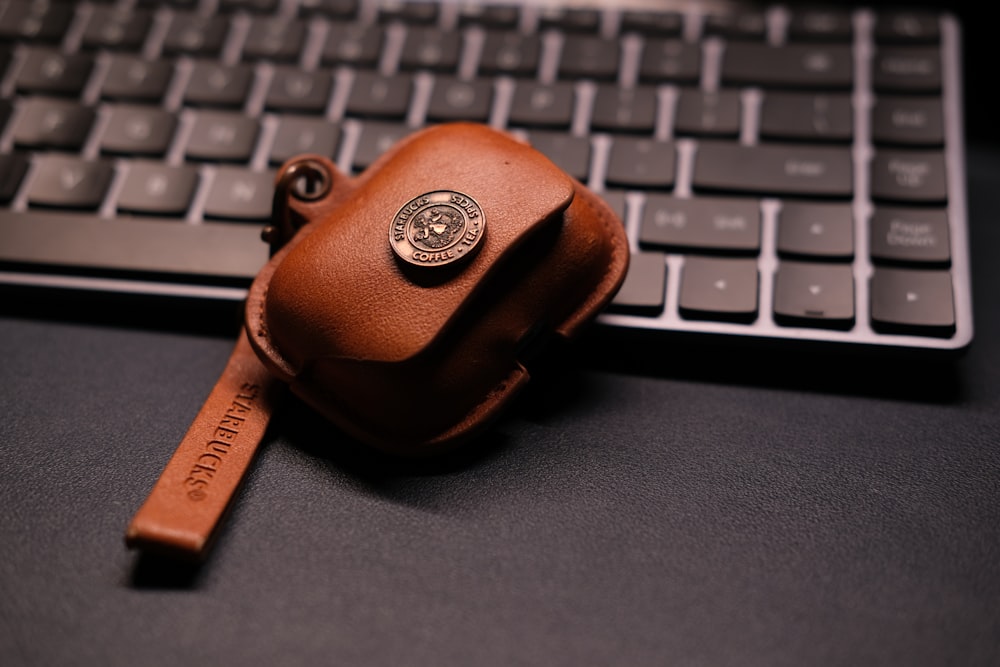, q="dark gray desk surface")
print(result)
[2,148,999,666]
